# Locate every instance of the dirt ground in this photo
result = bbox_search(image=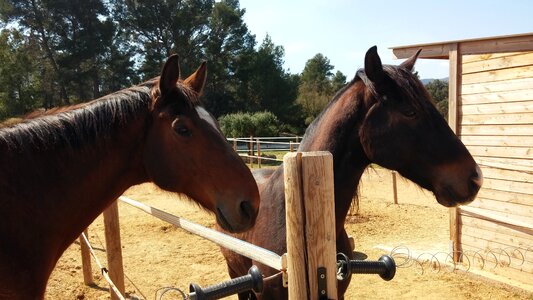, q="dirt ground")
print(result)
[45,168,532,300]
